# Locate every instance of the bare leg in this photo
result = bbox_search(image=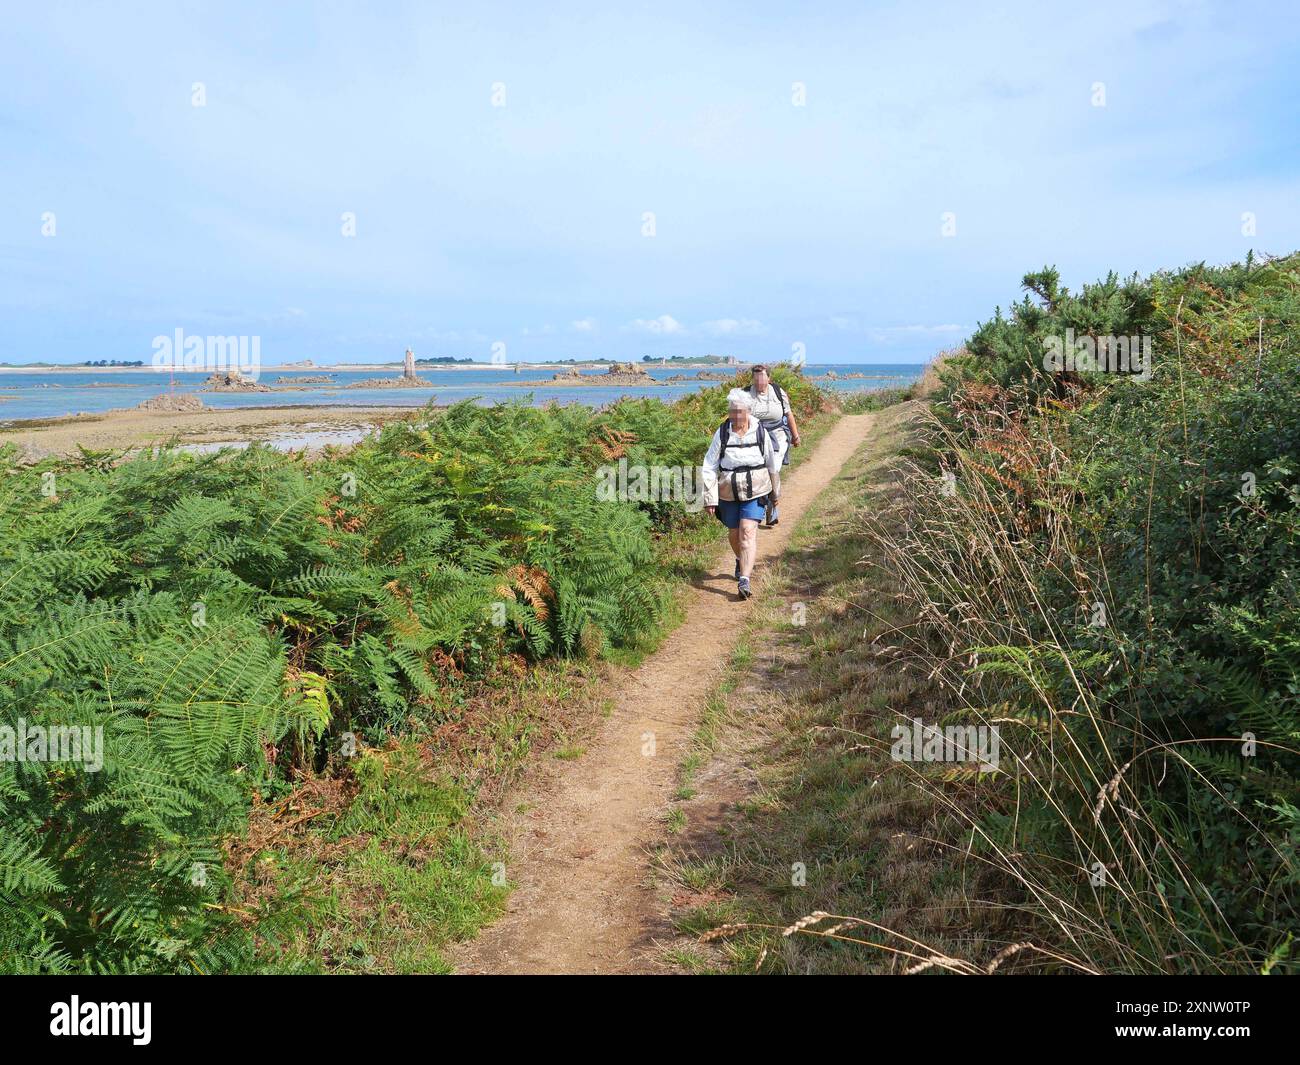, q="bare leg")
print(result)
[769,434,786,501]
[728,526,742,559]
[738,518,759,578]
